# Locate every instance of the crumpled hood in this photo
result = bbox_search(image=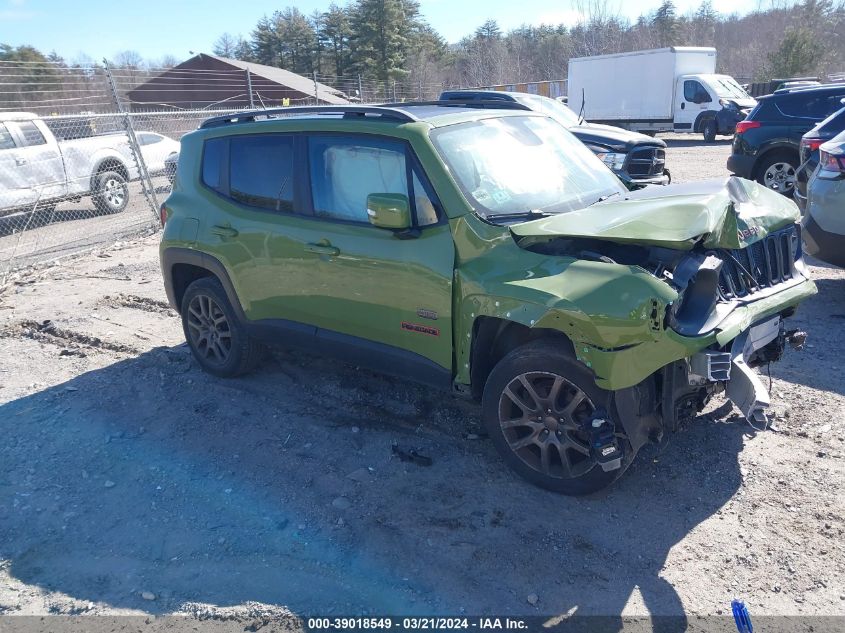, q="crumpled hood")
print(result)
[724,98,757,110]
[510,177,800,251]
